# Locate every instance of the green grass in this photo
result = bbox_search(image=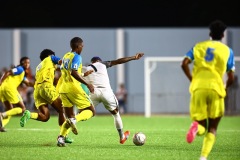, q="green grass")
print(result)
[0,115,240,160]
